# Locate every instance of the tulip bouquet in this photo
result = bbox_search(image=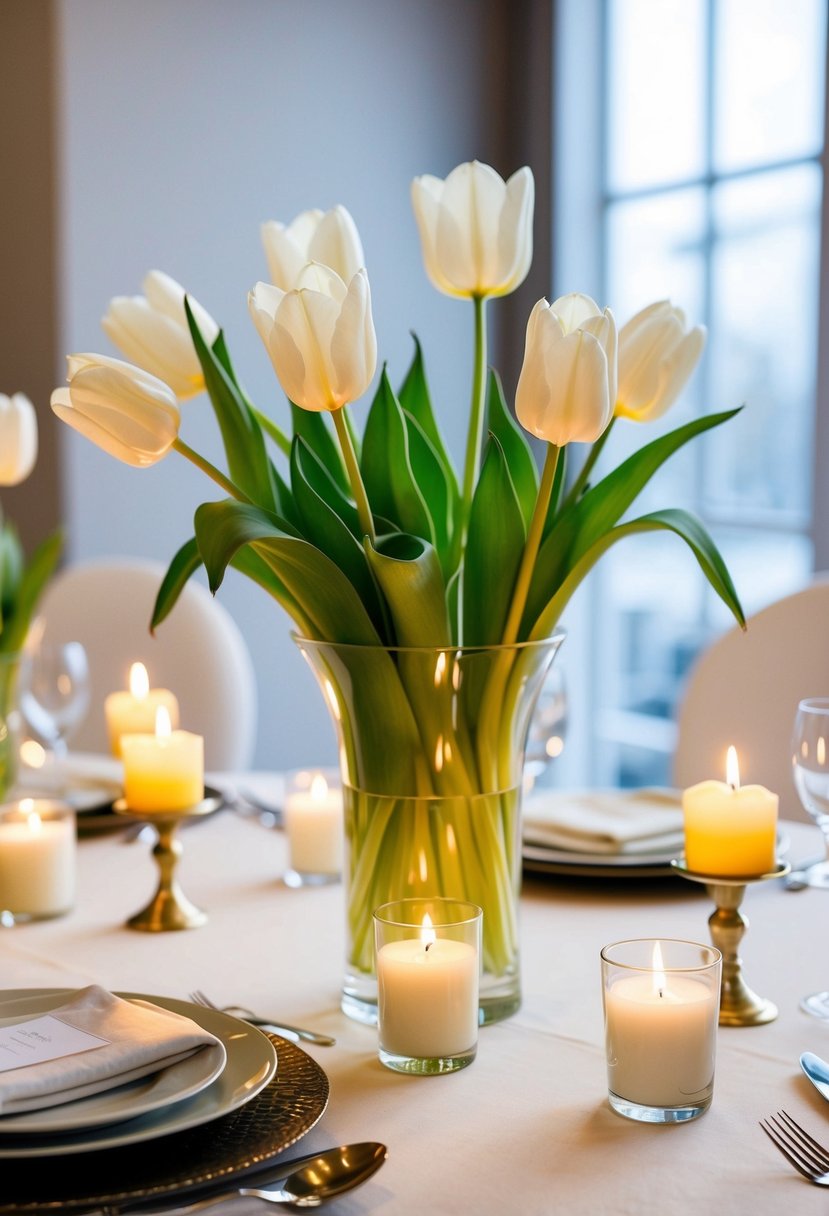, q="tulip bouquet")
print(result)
[52,161,742,1013]
[0,394,62,796]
